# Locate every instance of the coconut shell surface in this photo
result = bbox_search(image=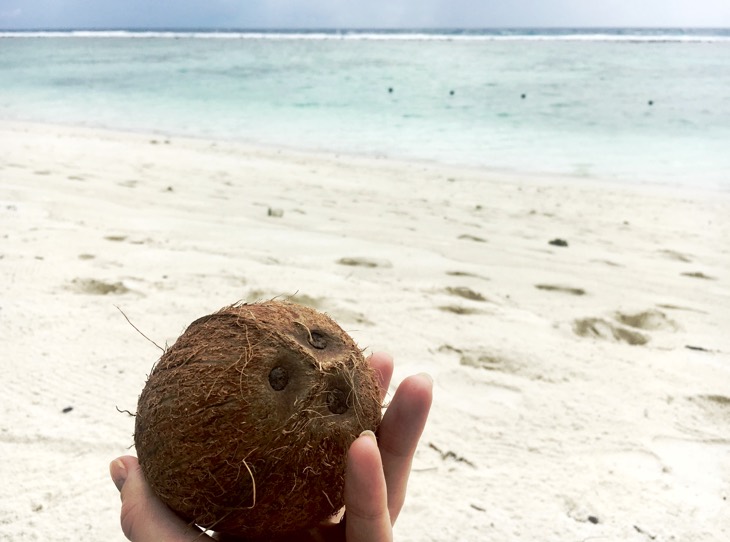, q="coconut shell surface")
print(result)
[134,301,382,539]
